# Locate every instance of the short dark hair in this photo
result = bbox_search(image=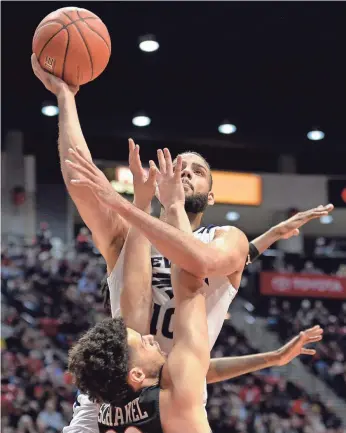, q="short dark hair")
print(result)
[68,317,133,405]
[175,151,213,190]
